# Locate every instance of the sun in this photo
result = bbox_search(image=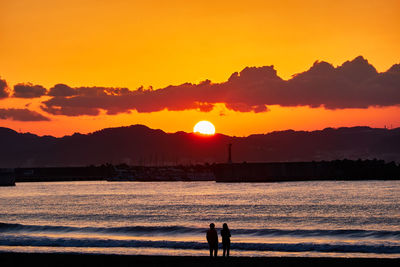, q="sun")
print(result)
[193,121,215,135]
